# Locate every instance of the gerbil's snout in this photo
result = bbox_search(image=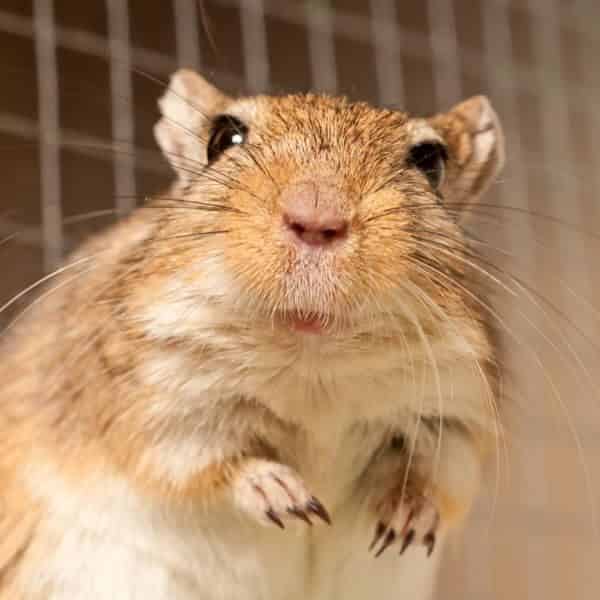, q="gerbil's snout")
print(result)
[281,181,350,248]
